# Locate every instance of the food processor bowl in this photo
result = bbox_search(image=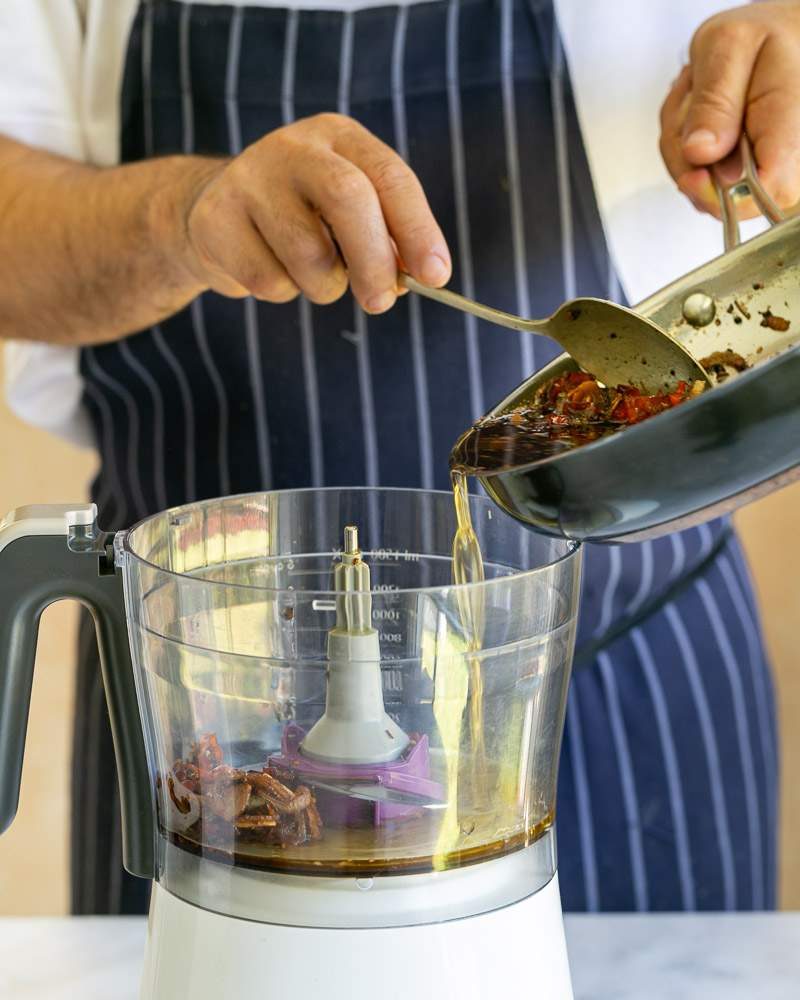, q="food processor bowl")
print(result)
[119,488,579,893]
[0,488,580,999]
